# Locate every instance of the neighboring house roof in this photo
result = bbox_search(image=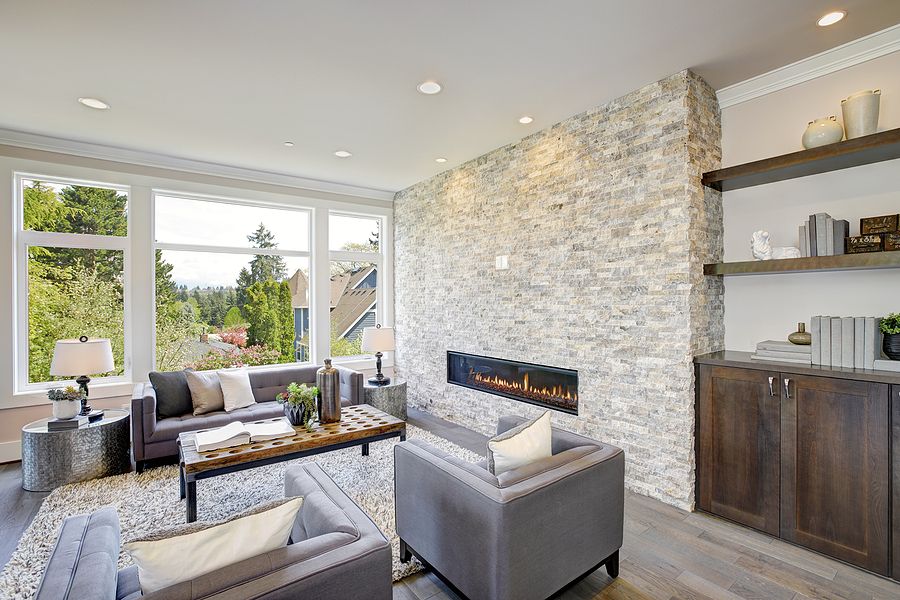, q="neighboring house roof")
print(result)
[289,265,377,340]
